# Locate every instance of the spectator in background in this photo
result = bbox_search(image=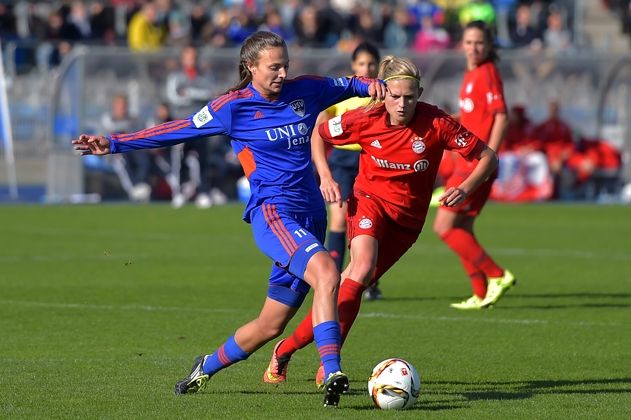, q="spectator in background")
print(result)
[349,5,382,46]
[534,100,573,197]
[502,105,540,153]
[128,1,166,52]
[509,3,542,50]
[67,1,92,41]
[543,6,572,52]
[565,137,622,200]
[294,5,321,47]
[101,93,154,202]
[189,3,210,44]
[165,45,225,208]
[89,1,116,45]
[406,0,444,32]
[493,0,518,47]
[411,14,451,51]
[259,7,293,41]
[383,6,412,50]
[0,4,16,39]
